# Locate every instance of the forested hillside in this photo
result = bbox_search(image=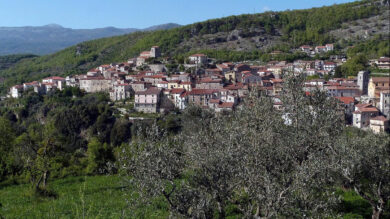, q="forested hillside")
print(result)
[0,54,38,71]
[0,0,388,92]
